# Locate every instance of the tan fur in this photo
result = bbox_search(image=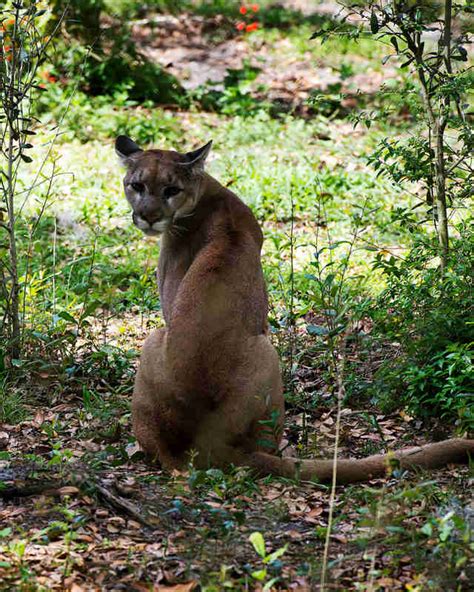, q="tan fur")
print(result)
[116,136,474,484]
